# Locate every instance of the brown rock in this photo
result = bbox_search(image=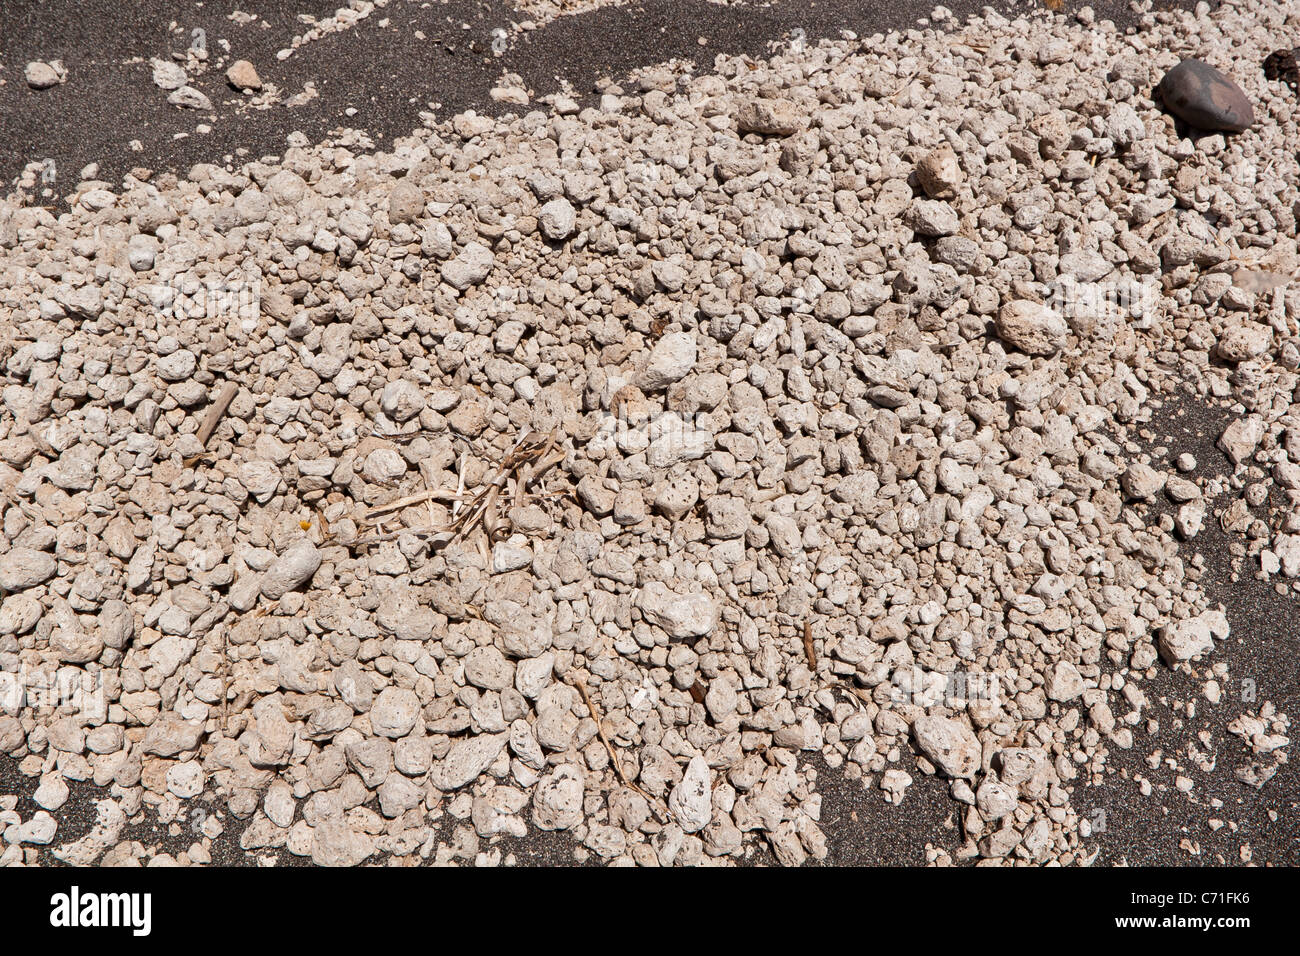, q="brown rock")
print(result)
[1157,59,1254,133]
[226,59,262,91]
